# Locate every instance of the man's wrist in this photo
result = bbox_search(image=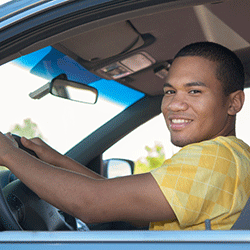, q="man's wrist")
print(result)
[1,147,24,168]
[53,154,68,167]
